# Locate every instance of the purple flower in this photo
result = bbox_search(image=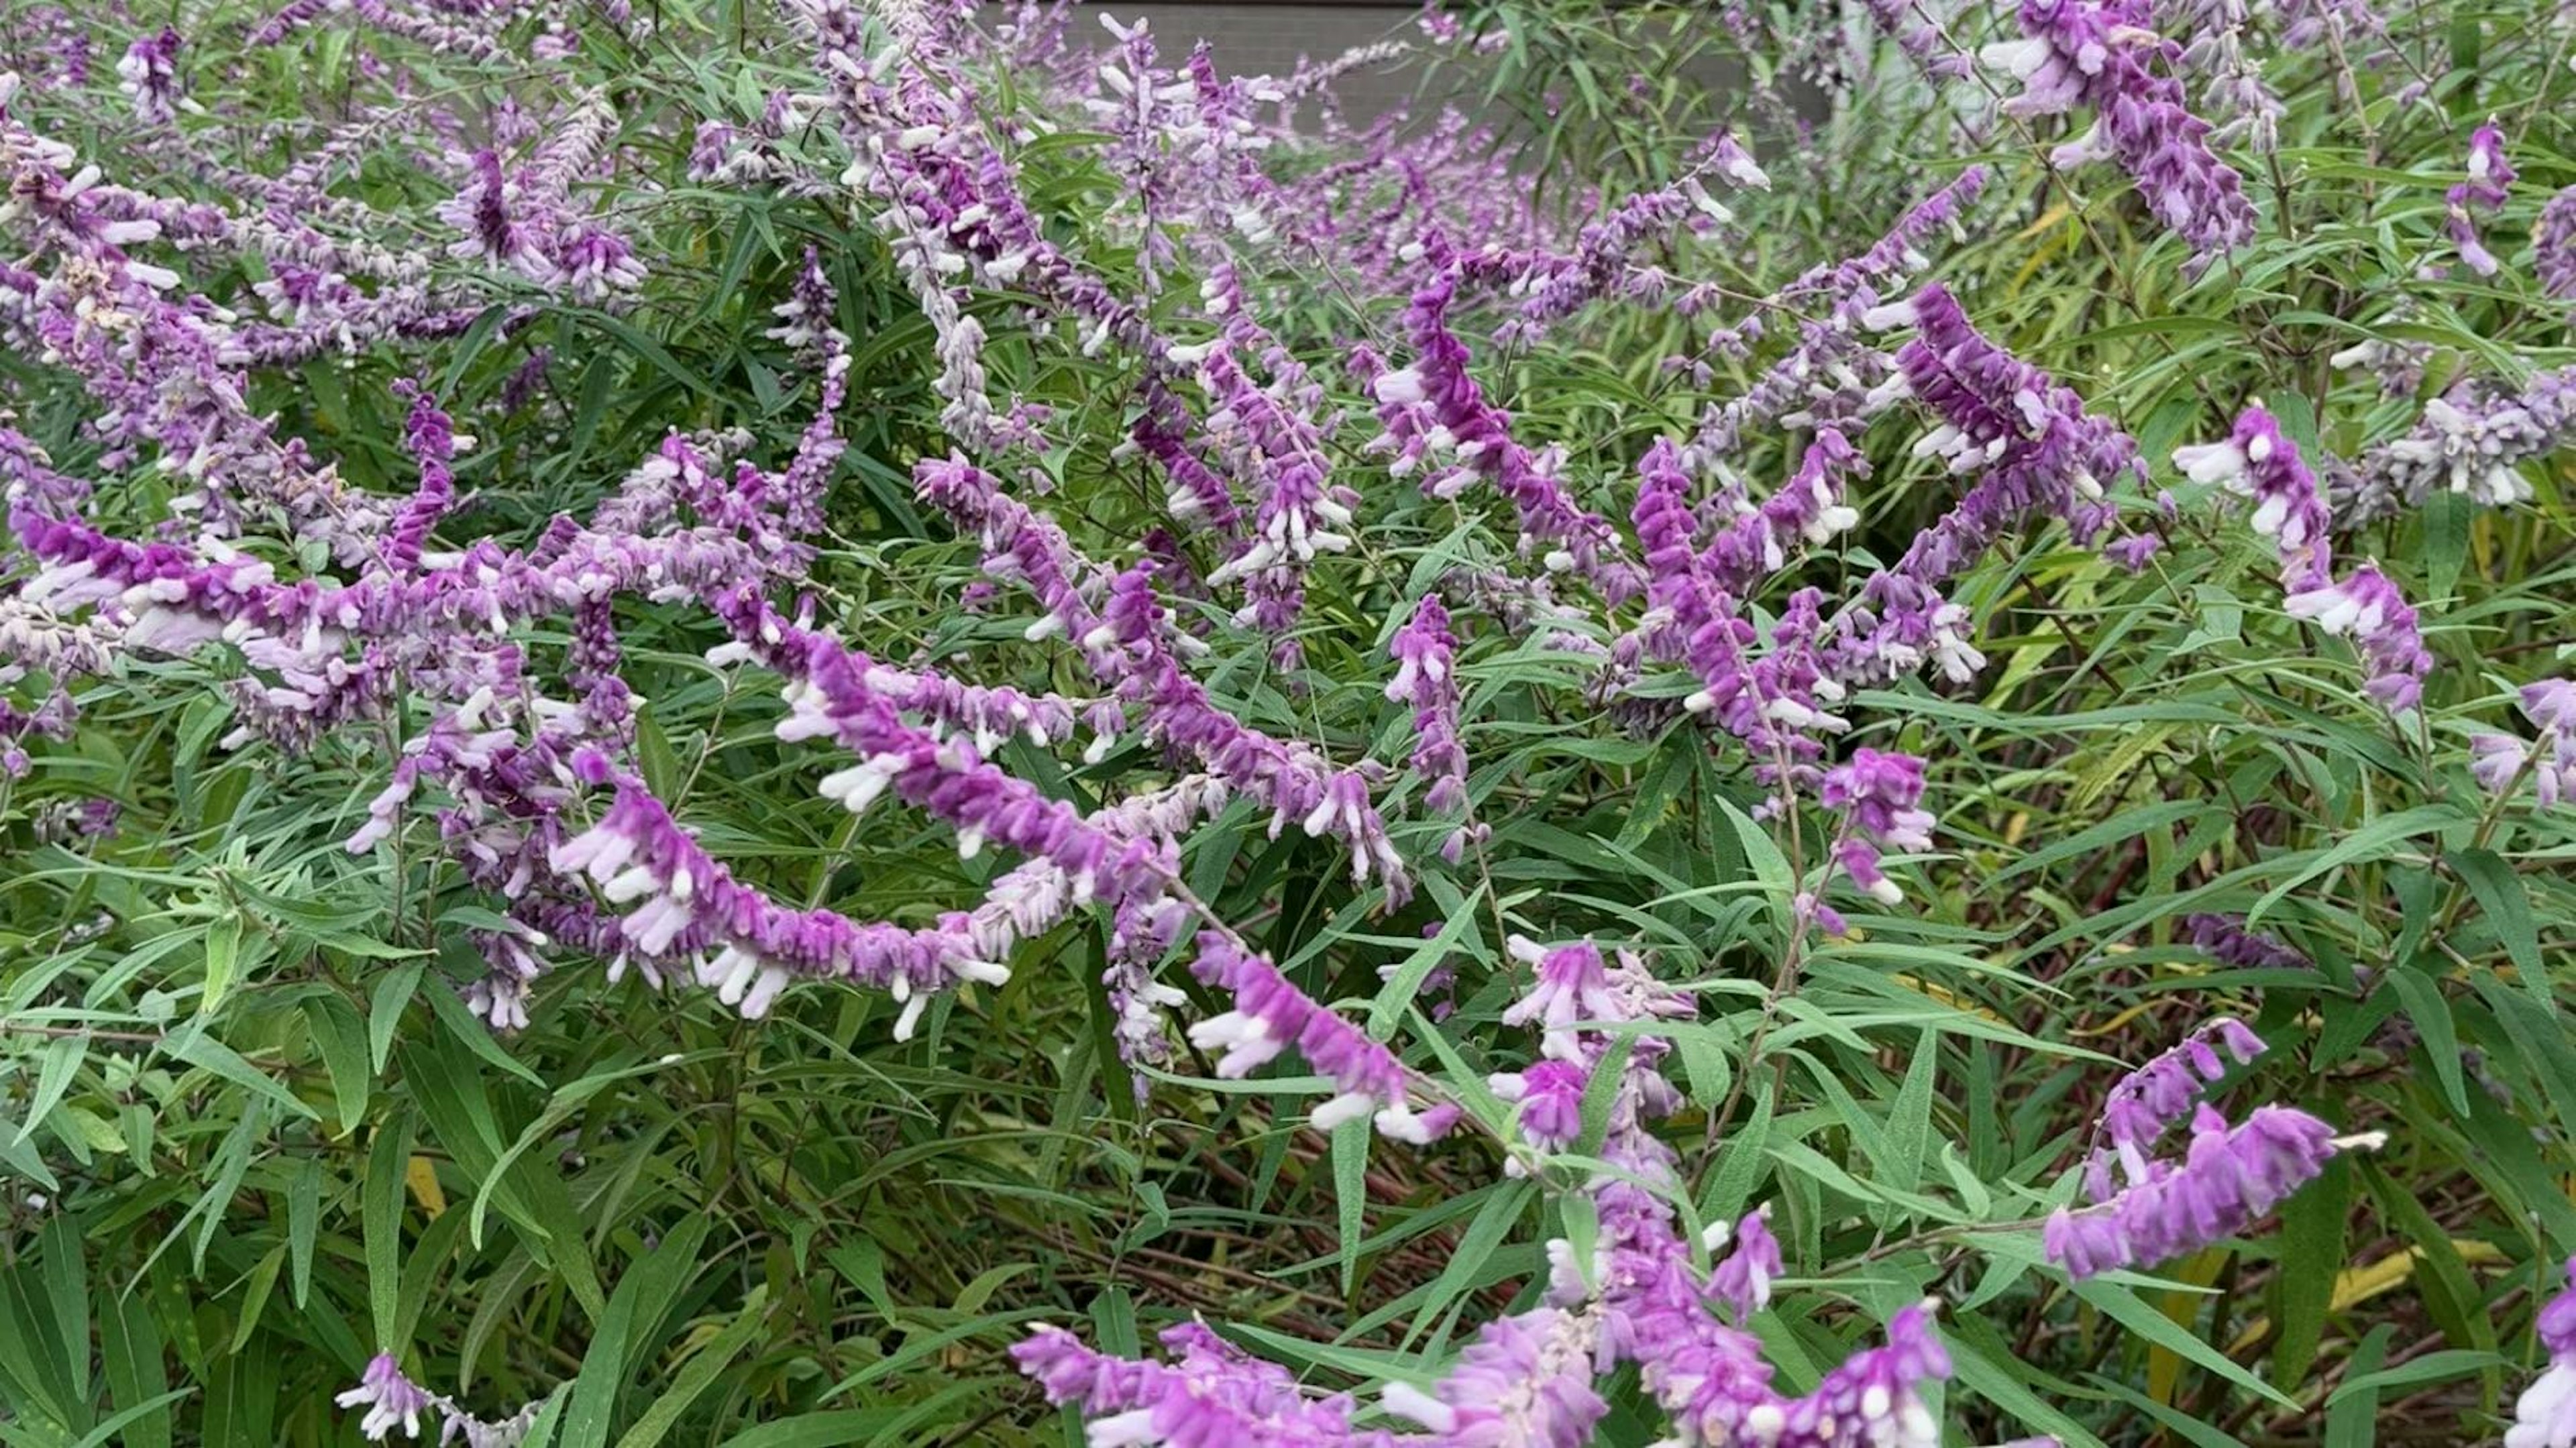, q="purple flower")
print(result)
[1379,1307,1611,1445]
[335,1354,434,1441]
[2184,914,2312,972]
[2084,1016,2267,1196]
[2047,1103,2359,1279]
[2540,186,2576,301]
[1708,1205,1782,1322]
[2445,121,2515,277]
[2471,679,2576,808]
[1386,595,1480,858]
[2173,403,2332,584]
[2332,364,2575,522]
[1377,247,1644,602]
[1984,0,2255,270]
[1185,930,1456,1143]
[1489,1058,1590,1156]
[2282,566,2431,714]
[115,27,183,124]
[1820,748,1937,905]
